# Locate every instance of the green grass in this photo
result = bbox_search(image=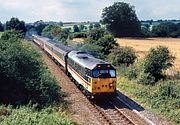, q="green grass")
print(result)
[0,105,76,125]
[117,76,180,124]
[0,32,3,38]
